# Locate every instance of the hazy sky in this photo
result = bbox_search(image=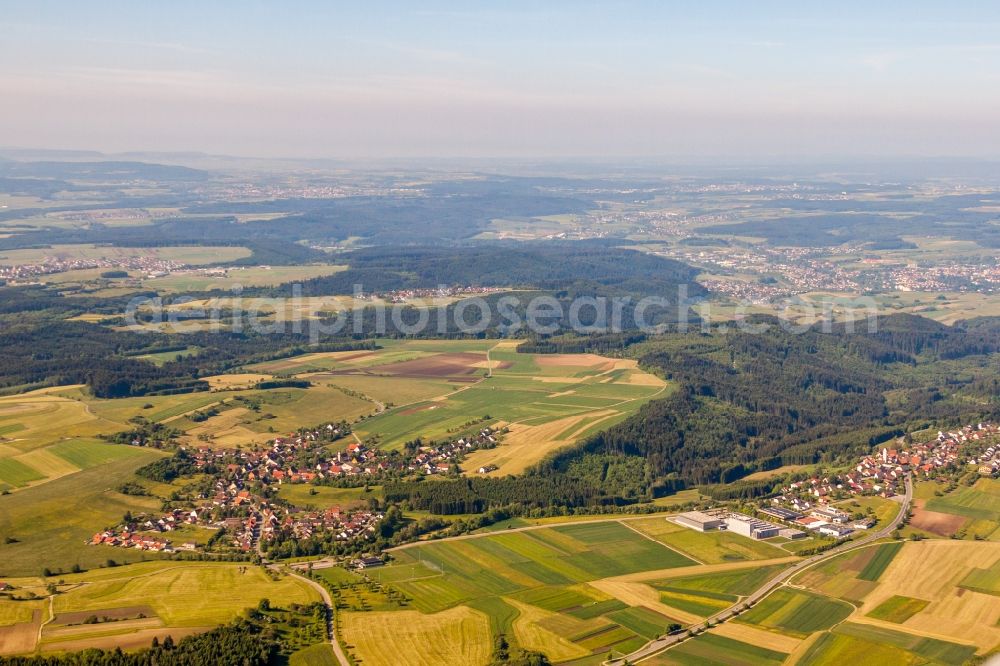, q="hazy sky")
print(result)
[3,1,1000,159]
